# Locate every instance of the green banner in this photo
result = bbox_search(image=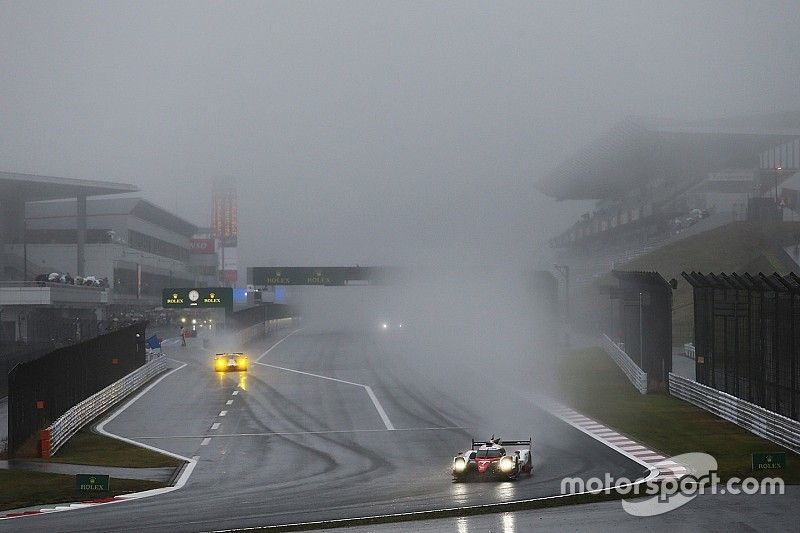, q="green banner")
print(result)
[752,452,786,470]
[248,267,399,286]
[76,473,110,491]
[162,287,233,308]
